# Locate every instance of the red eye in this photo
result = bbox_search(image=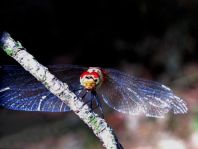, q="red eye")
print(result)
[80,71,100,79]
[80,71,90,78]
[90,72,100,78]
